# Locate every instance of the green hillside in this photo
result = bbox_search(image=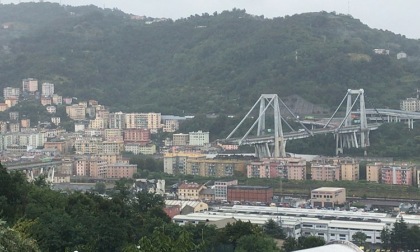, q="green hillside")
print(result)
[1,3,420,114]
